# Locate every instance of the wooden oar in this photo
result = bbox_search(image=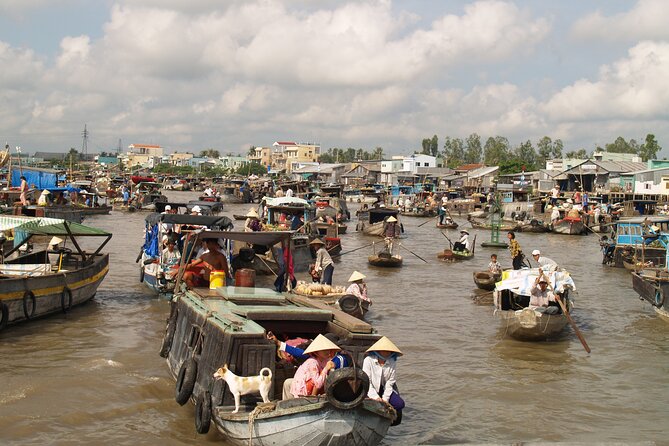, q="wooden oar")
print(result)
[330,241,375,259]
[398,243,428,263]
[555,295,591,354]
[417,215,439,227]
